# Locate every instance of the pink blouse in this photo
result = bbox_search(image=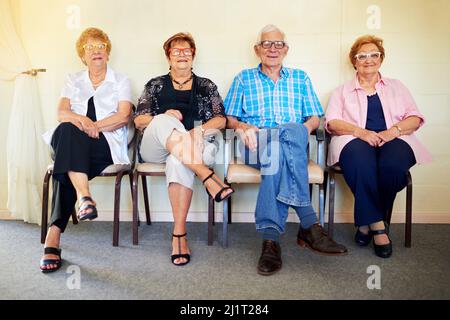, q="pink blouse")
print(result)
[325,74,432,166]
